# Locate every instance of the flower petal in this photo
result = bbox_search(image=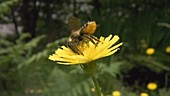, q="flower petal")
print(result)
[48,34,123,65]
